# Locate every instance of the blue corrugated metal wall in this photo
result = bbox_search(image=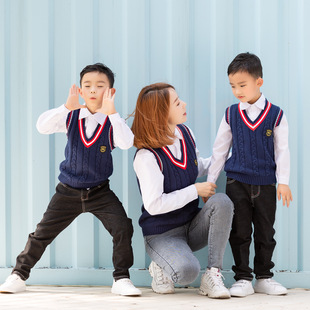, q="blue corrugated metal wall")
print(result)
[0,0,309,288]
